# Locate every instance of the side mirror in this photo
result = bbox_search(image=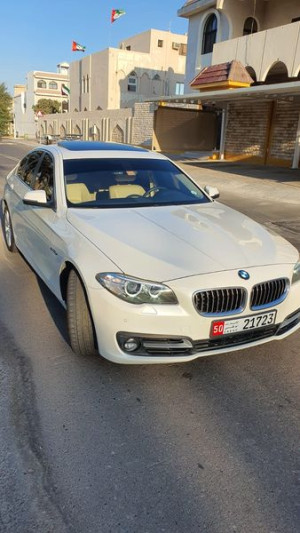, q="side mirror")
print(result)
[204,185,220,200]
[23,189,49,206]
